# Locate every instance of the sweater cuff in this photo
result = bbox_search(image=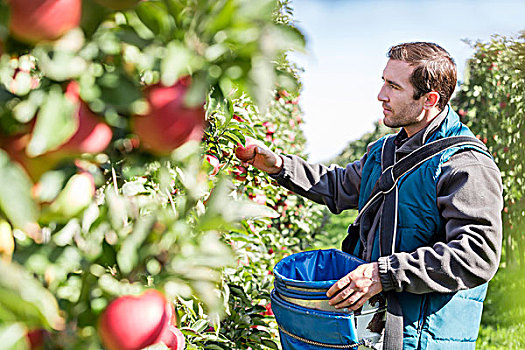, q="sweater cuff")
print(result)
[378,256,396,292]
[268,155,293,181]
